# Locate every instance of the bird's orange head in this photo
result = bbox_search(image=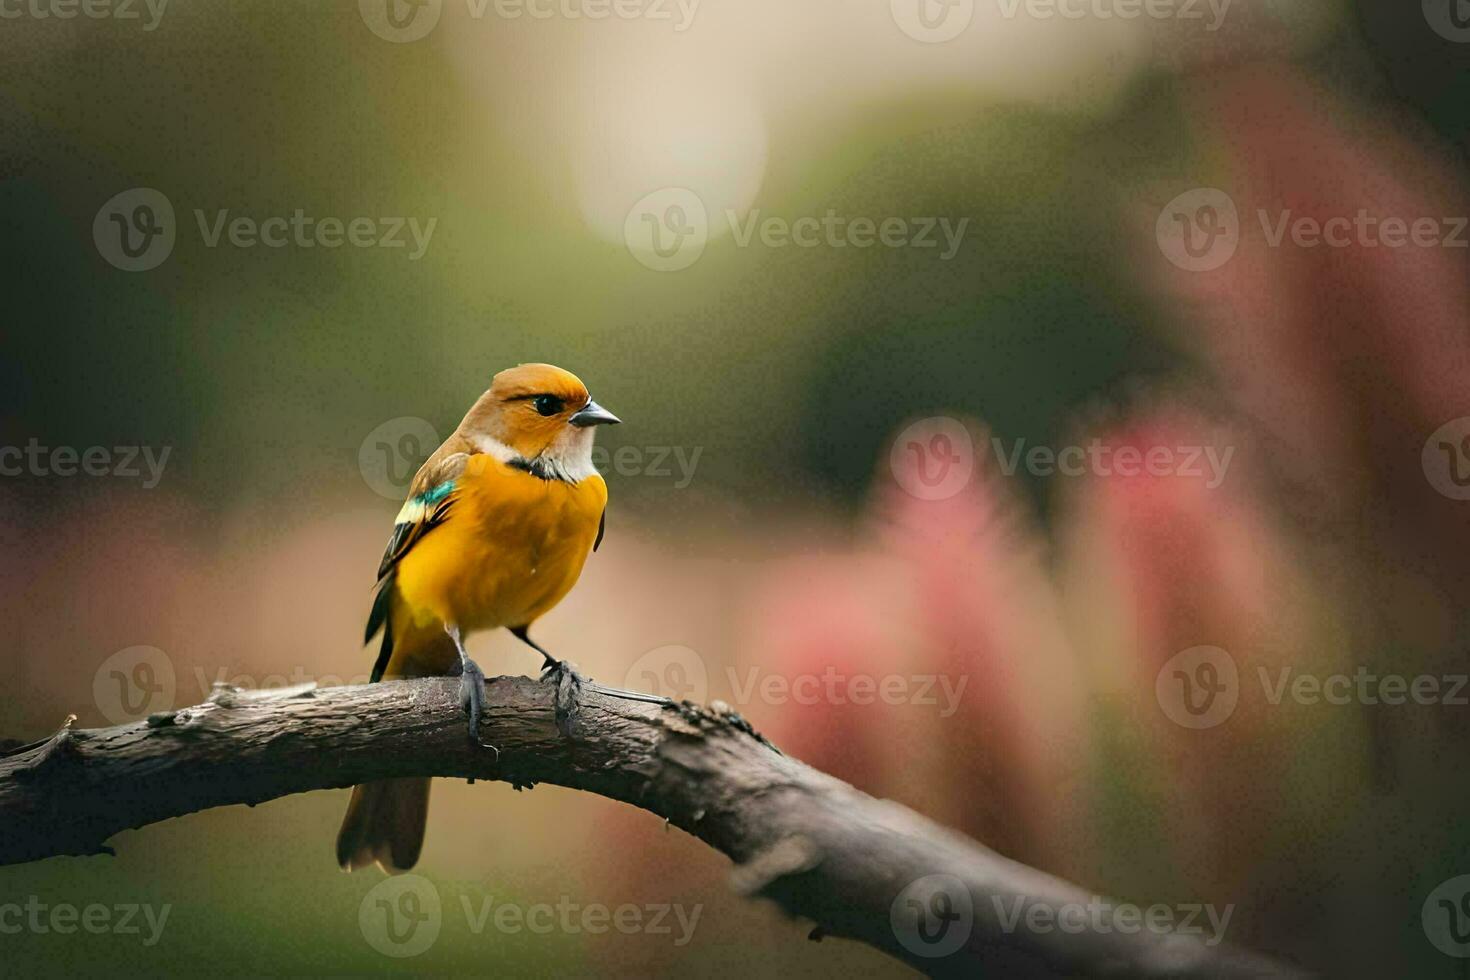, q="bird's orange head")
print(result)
[457,363,620,475]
